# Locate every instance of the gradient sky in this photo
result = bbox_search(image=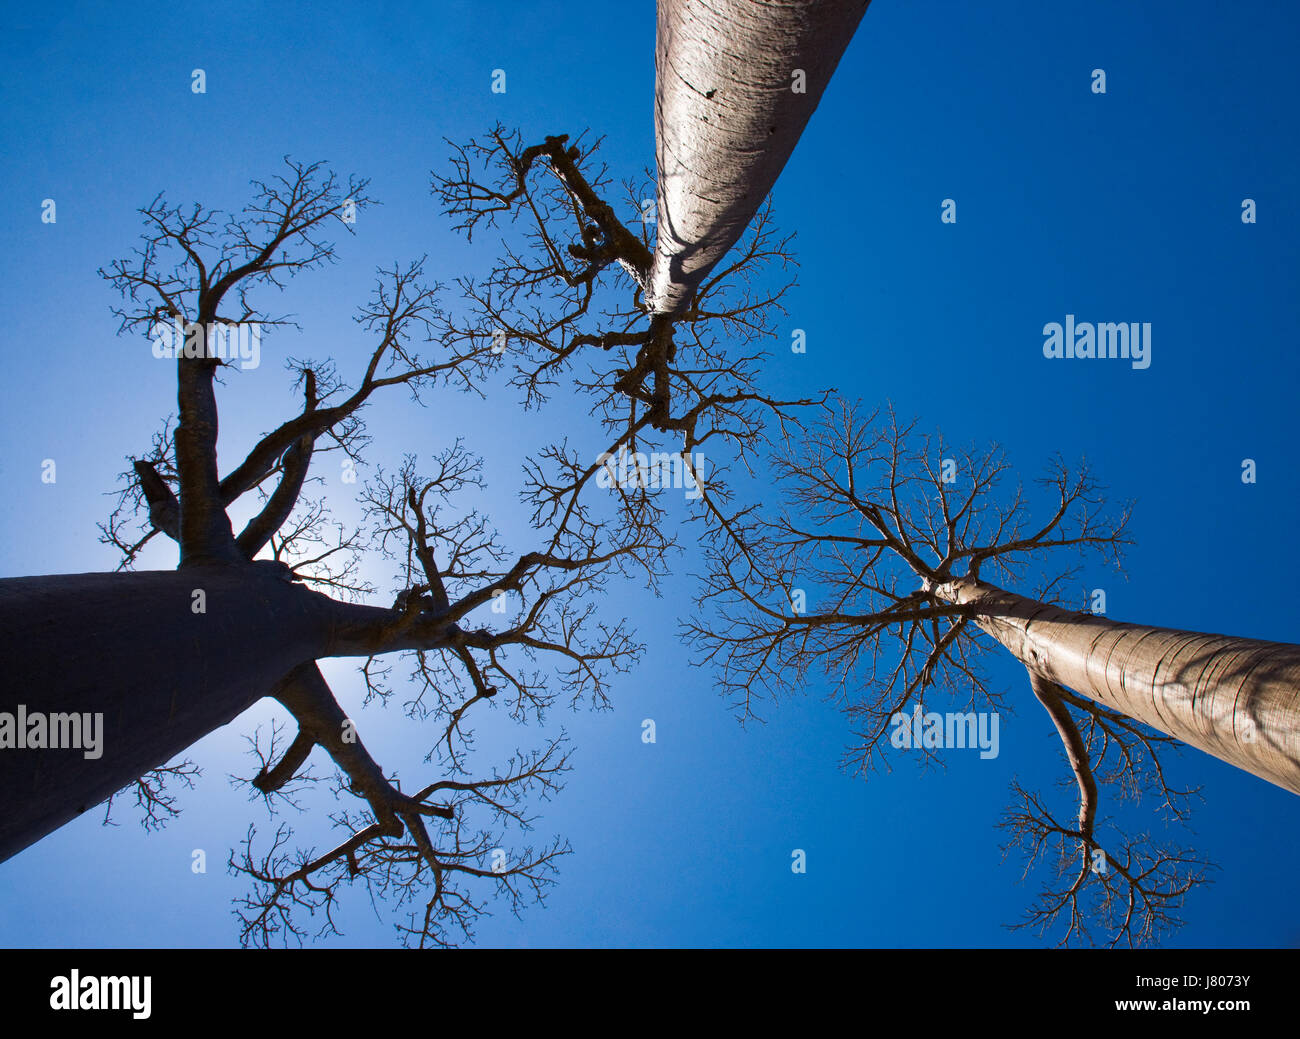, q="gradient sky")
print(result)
[1,0,1298,948]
